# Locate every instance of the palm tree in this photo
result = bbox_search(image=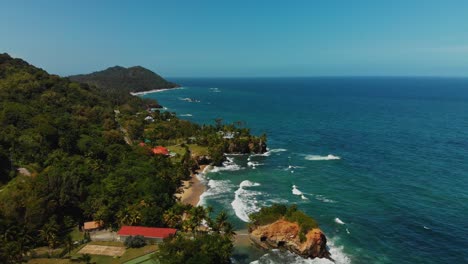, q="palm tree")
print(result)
[222,222,236,239]
[187,206,207,232]
[39,222,59,256]
[212,211,229,233]
[163,209,182,228]
[64,234,75,256]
